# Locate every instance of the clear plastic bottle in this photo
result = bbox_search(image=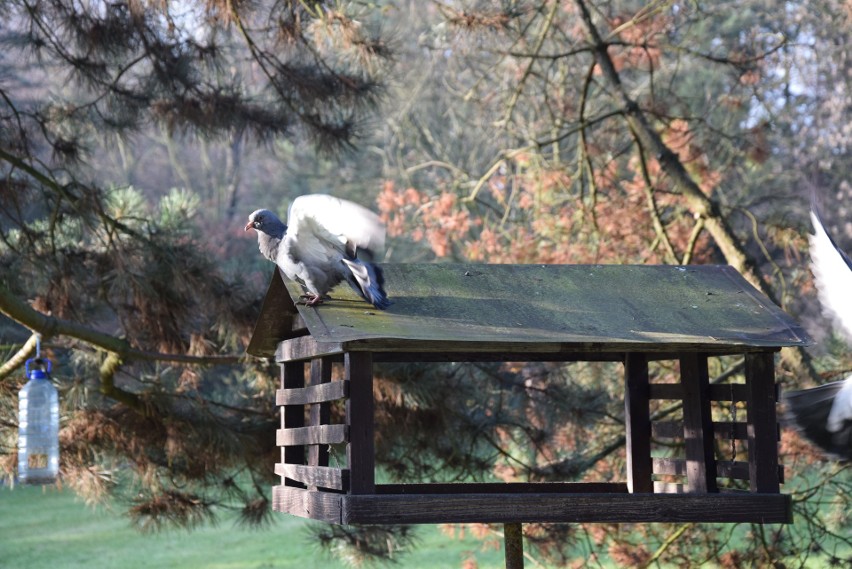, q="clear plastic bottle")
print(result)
[18,358,59,484]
